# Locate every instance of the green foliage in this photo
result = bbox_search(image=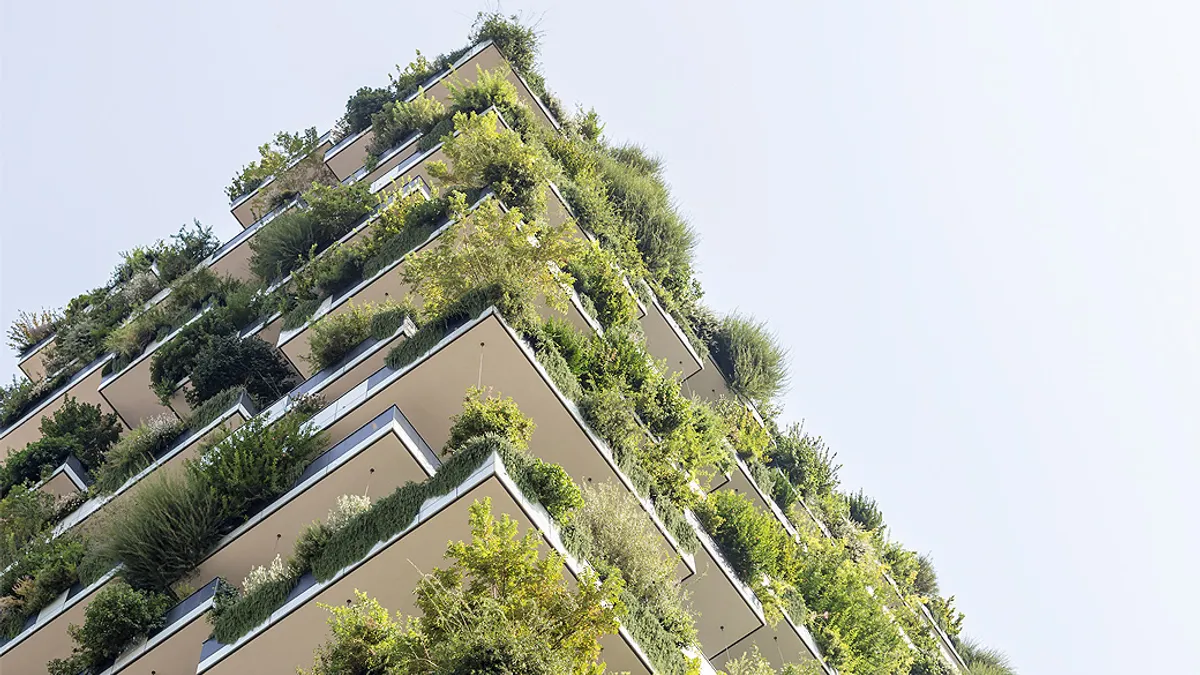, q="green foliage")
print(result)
[791,527,912,675]
[566,482,696,650]
[302,498,622,675]
[248,182,374,282]
[0,535,86,638]
[915,553,940,596]
[307,301,412,371]
[568,242,638,328]
[710,312,790,410]
[471,11,541,77]
[402,193,582,318]
[367,91,447,159]
[928,593,965,640]
[721,647,824,675]
[696,491,798,594]
[0,398,122,496]
[104,409,324,592]
[339,86,393,137]
[189,413,327,526]
[7,308,61,354]
[186,334,298,408]
[769,424,841,498]
[183,386,248,431]
[717,397,772,462]
[956,637,1016,675]
[38,396,122,468]
[428,111,553,216]
[846,489,885,533]
[226,128,320,201]
[92,413,185,494]
[0,485,57,571]
[154,220,220,284]
[47,580,170,675]
[444,386,535,454]
[0,375,57,428]
[103,471,225,592]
